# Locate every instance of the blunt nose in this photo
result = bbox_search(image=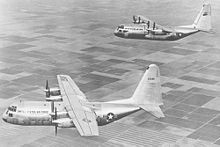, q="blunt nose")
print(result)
[114,29,118,35]
[114,29,122,37]
[2,113,7,122]
[2,117,7,122]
